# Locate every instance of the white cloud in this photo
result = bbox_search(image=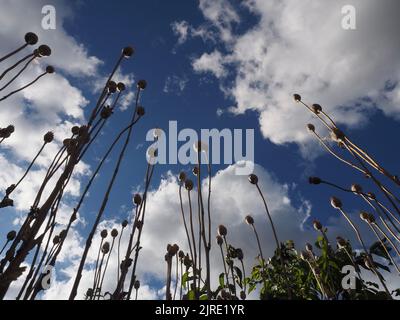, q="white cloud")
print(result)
[192,50,227,78]
[186,0,400,149]
[163,75,188,95]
